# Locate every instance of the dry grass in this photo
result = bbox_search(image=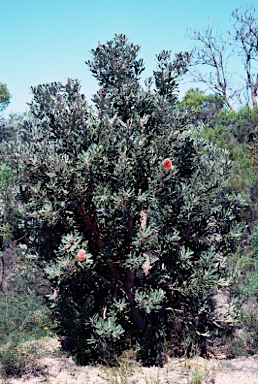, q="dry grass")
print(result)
[1,337,258,384]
